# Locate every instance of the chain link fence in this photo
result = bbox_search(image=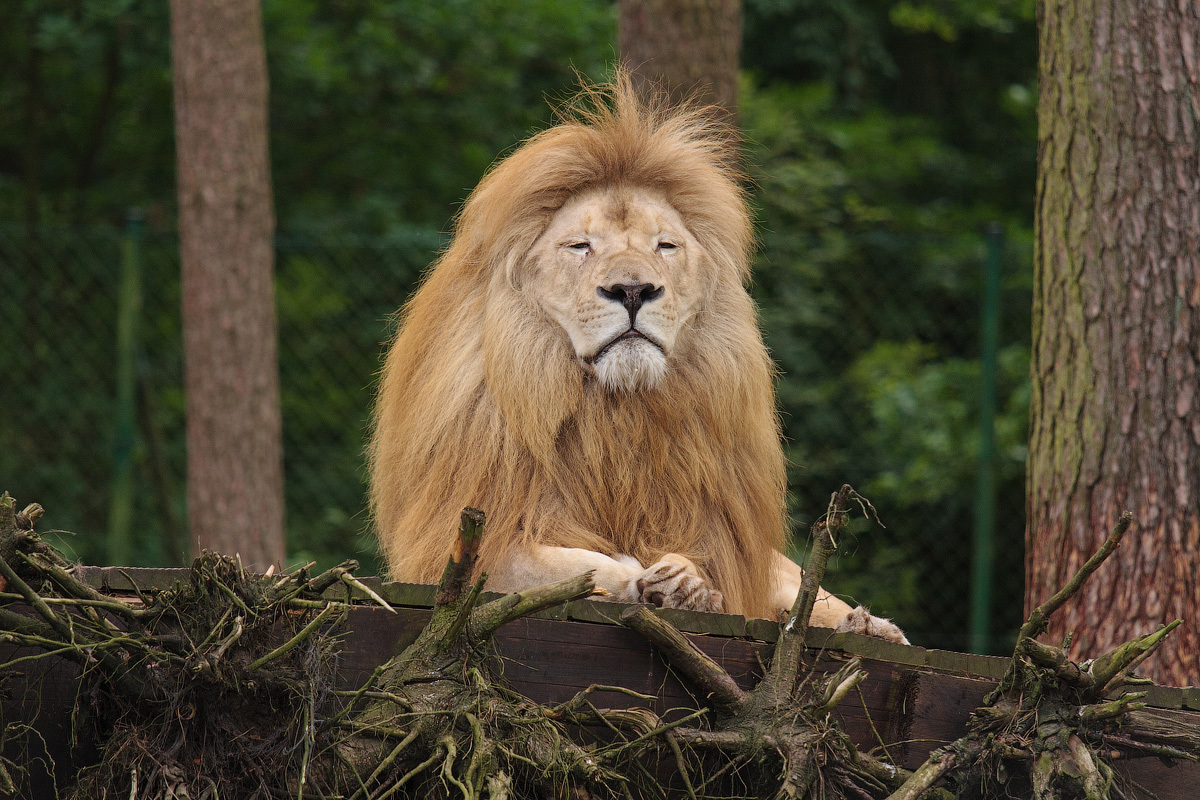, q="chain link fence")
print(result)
[0,220,1031,653]
[2,222,438,573]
